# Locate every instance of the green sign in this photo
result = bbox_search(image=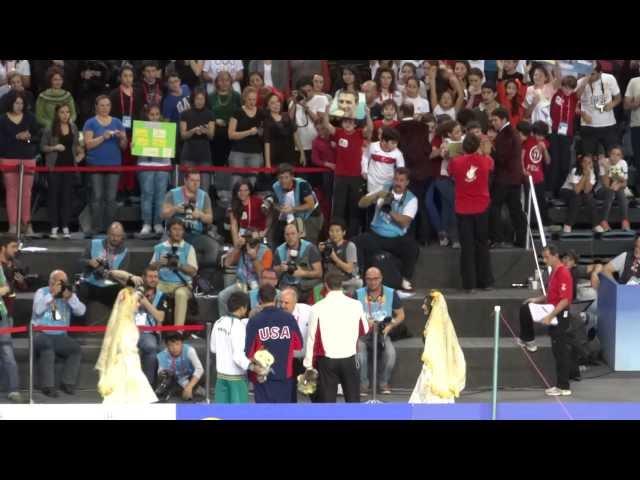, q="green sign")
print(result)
[131,120,177,158]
